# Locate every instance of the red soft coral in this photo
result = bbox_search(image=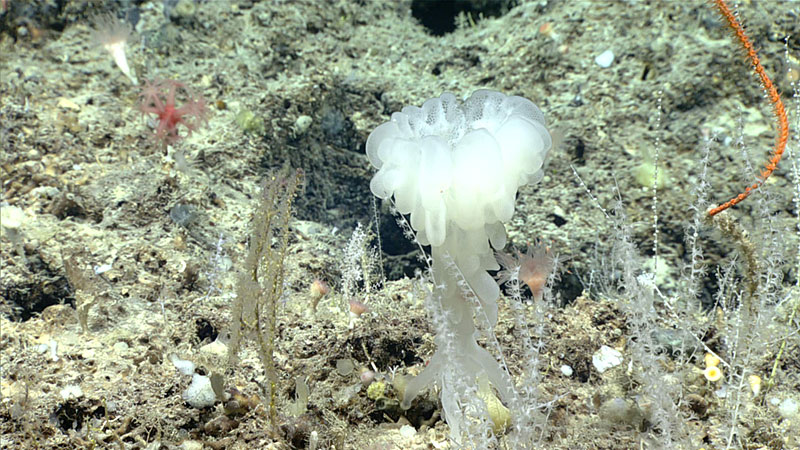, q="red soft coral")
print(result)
[137,78,207,148]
